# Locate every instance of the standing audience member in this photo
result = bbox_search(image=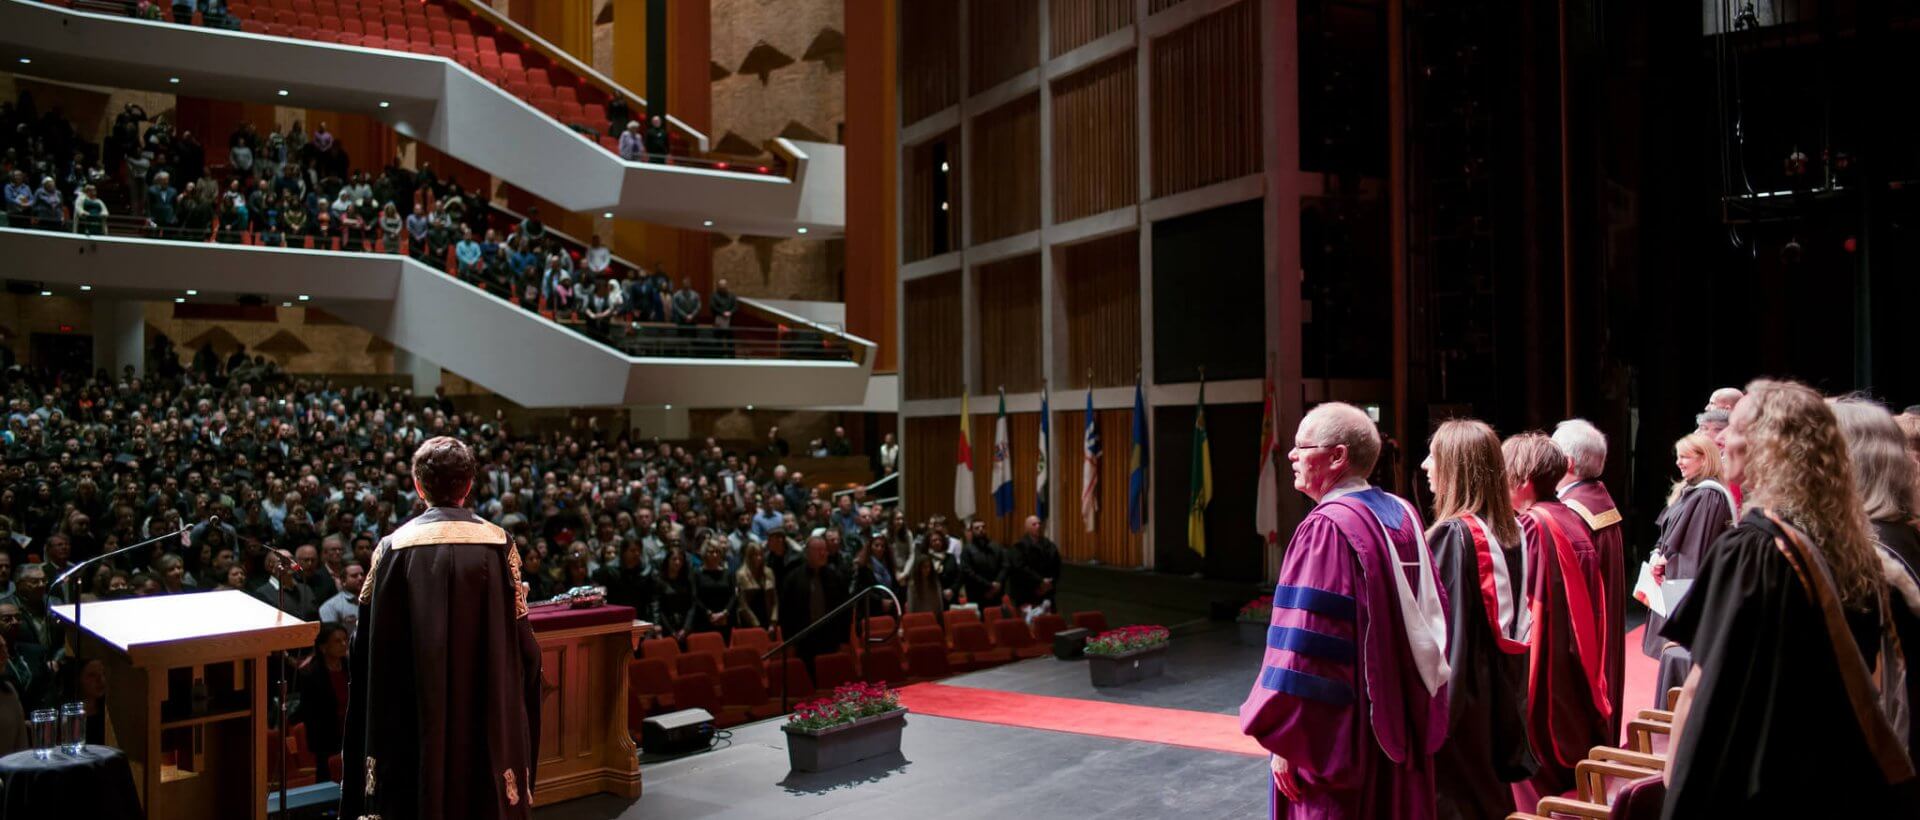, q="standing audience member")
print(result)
[776,535,848,674]
[733,542,777,631]
[653,548,695,642]
[617,121,644,161]
[642,116,671,163]
[1641,433,1736,697]
[296,623,350,781]
[689,537,737,640]
[1007,515,1060,617]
